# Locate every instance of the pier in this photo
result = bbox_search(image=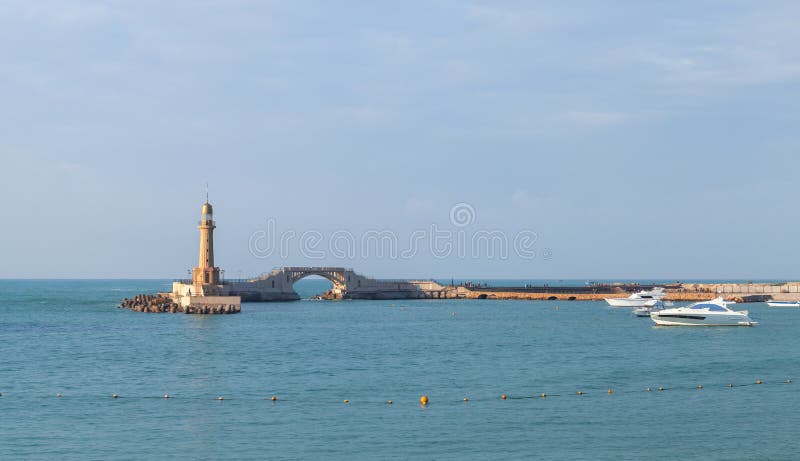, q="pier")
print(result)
[440,282,796,303]
[195,270,800,303]
[126,263,800,310]
[119,198,800,313]
[216,274,800,303]
[219,267,457,301]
